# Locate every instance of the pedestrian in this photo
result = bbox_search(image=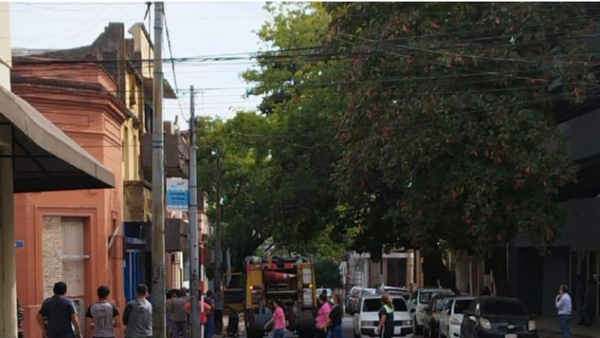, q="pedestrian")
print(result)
[166,290,174,338]
[580,280,596,326]
[214,291,224,334]
[376,294,394,338]
[17,298,24,338]
[85,286,121,338]
[37,281,83,338]
[556,285,572,338]
[185,294,213,332]
[264,299,286,338]
[325,294,342,338]
[123,284,153,338]
[181,287,189,302]
[315,294,332,338]
[204,290,216,338]
[168,289,189,338]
